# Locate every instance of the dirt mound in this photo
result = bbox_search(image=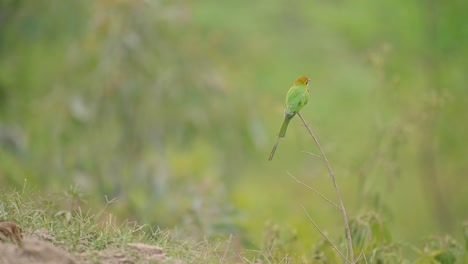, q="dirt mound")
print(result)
[0,237,76,264]
[75,243,183,264]
[0,233,182,264]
